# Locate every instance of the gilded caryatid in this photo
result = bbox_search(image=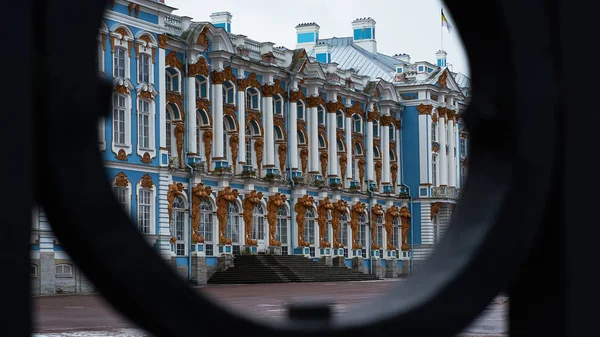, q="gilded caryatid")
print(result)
[400,206,411,251]
[371,204,384,250]
[167,182,184,244]
[267,193,287,246]
[294,194,314,247]
[191,183,212,244]
[332,200,349,249]
[385,205,400,251]
[216,186,239,245]
[242,190,263,246]
[317,197,334,248]
[350,202,367,250]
